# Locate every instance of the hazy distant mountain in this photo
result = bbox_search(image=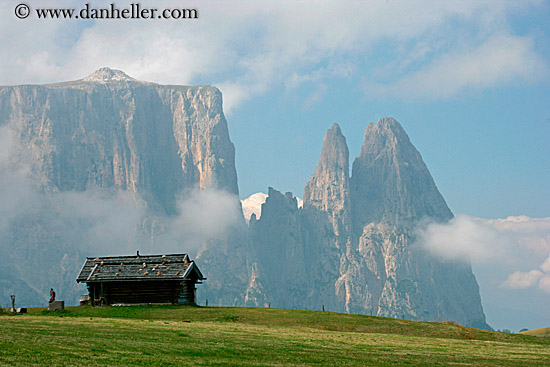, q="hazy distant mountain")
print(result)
[241,192,303,222]
[0,69,488,328]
